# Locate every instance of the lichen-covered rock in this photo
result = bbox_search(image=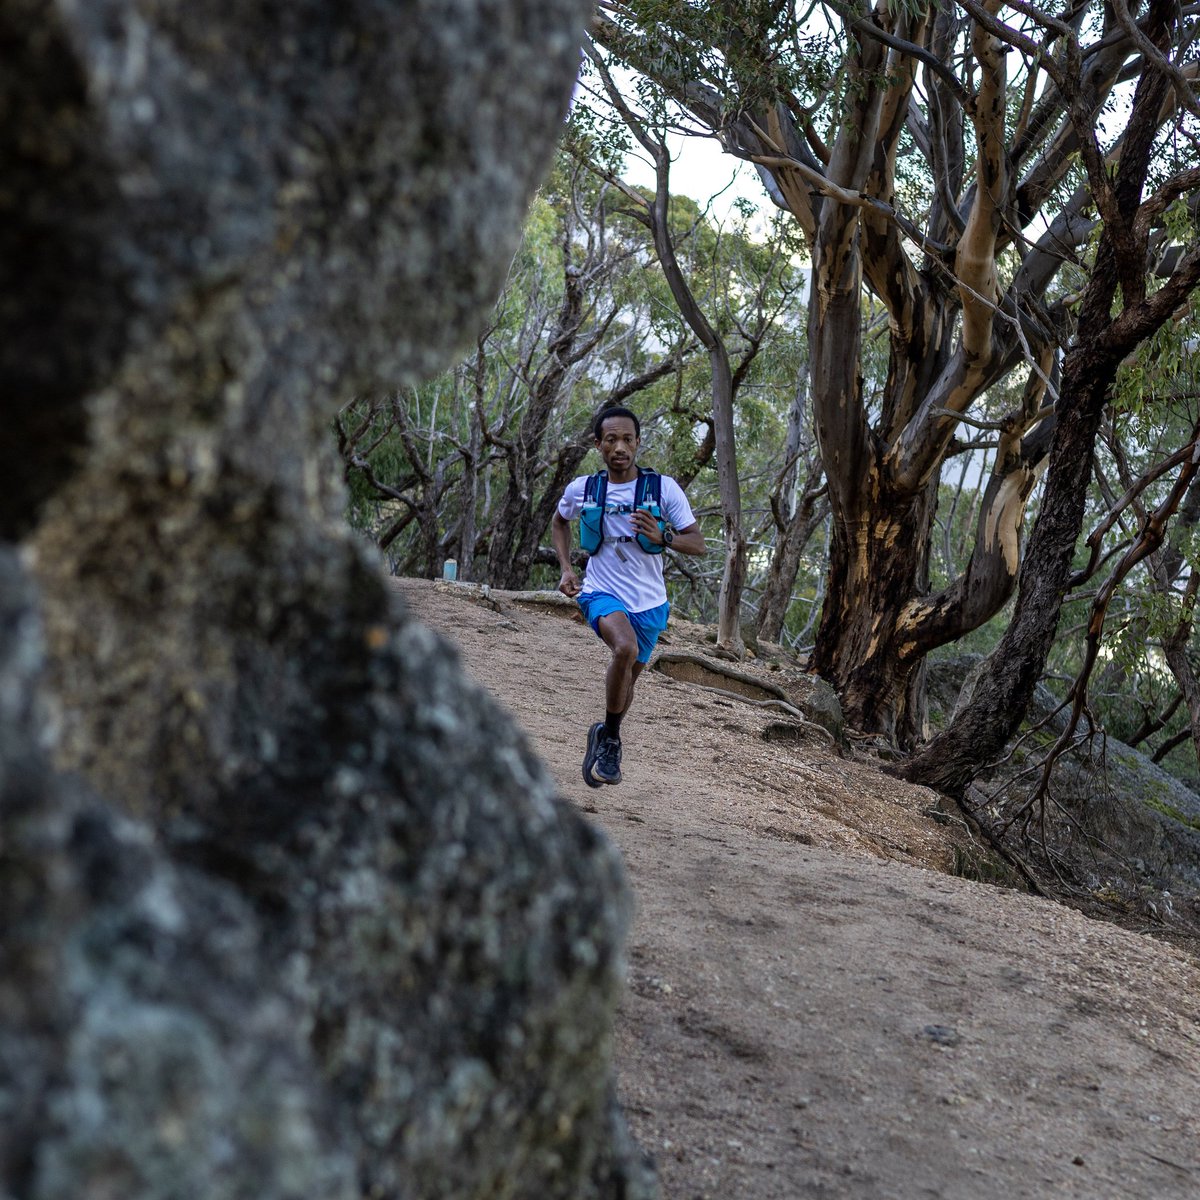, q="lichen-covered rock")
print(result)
[928,655,1200,894]
[0,549,355,1200]
[2,0,657,1196]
